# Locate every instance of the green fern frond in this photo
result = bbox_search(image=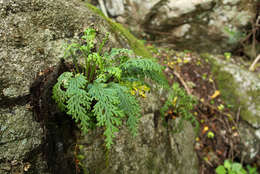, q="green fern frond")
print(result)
[65,74,92,133]
[53,28,170,149]
[120,58,168,87]
[109,83,141,136]
[52,73,92,133]
[88,82,125,148]
[88,53,104,70]
[64,43,80,59]
[102,67,122,81]
[82,28,96,48]
[52,72,73,111]
[105,48,133,64]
